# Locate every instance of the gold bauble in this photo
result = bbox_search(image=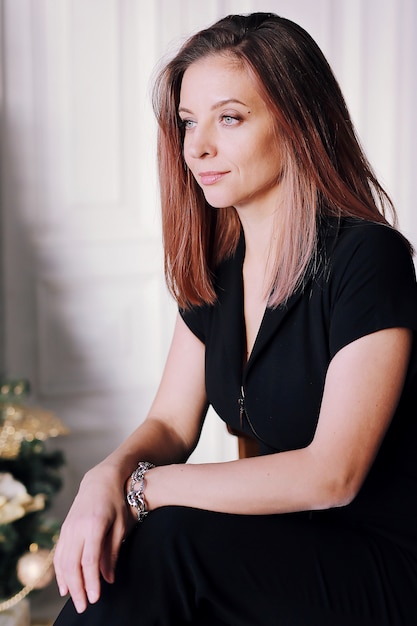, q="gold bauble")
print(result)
[0,403,69,459]
[16,548,55,590]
